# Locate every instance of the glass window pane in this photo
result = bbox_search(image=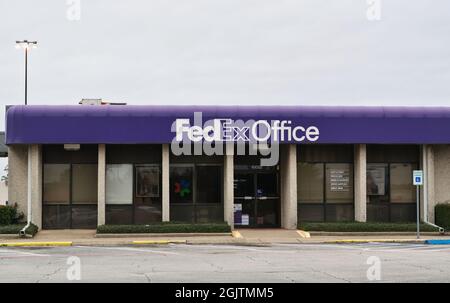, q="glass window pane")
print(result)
[234,173,254,197]
[297,163,324,203]
[72,164,98,204]
[43,164,70,204]
[170,166,193,203]
[136,166,160,198]
[390,163,417,203]
[326,163,354,203]
[367,163,389,203]
[106,164,133,205]
[257,173,278,197]
[196,166,221,203]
